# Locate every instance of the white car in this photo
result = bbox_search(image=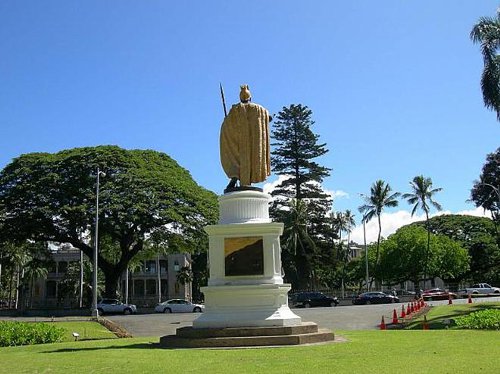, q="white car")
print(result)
[465,283,500,295]
[154,299,204,313]
[97,299,137,315]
